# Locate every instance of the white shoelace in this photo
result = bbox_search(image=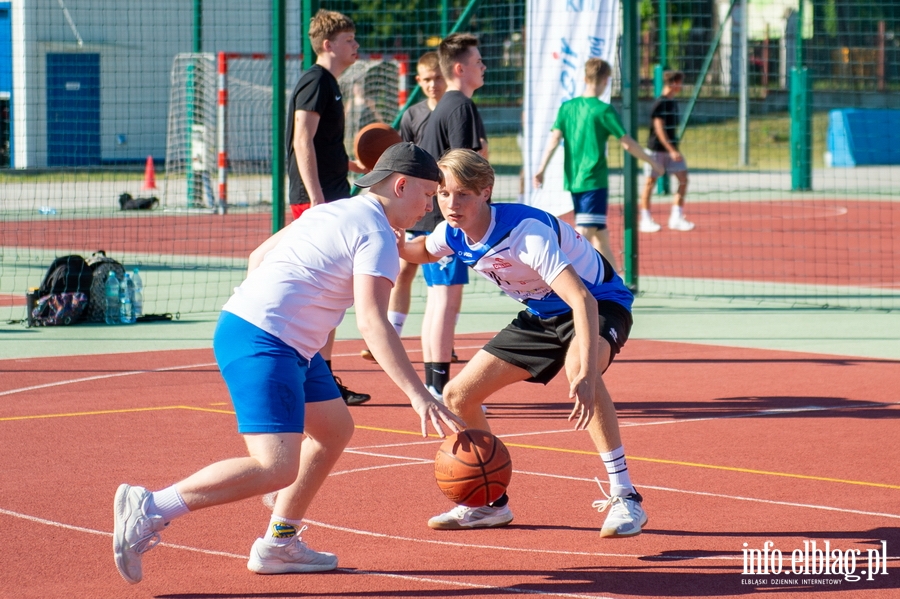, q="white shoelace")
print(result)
[130,518,163,554]
[591,477,624,514]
